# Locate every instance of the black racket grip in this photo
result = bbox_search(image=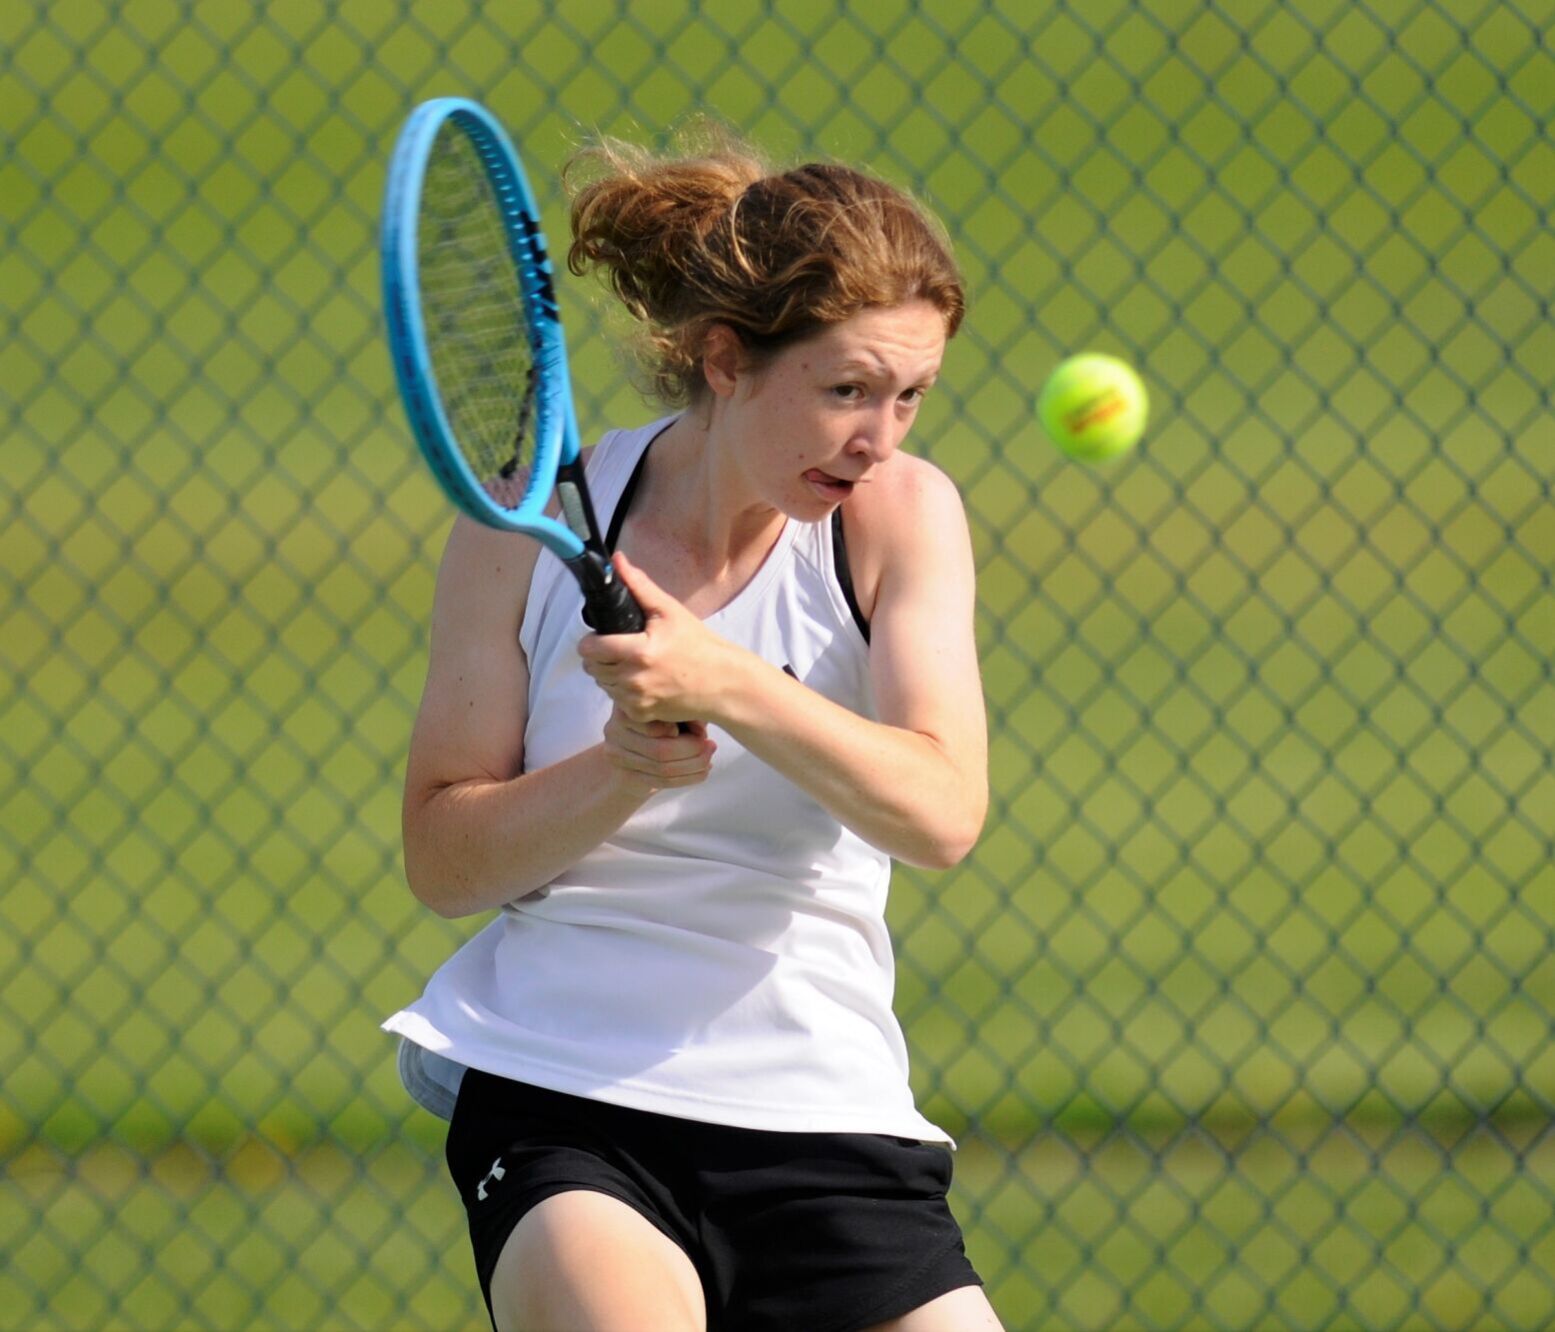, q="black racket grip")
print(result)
[569,550,646,634]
